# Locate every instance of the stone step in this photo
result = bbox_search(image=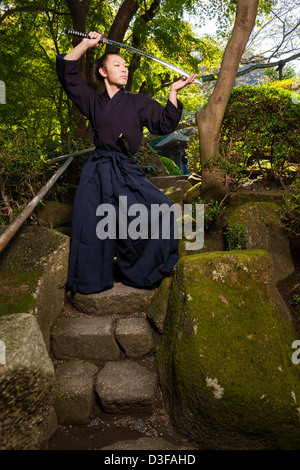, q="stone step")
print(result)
[67,282,156,316]
[51,317,120,361]
[51,316,156,361]
[95,360,158,415]
[52,359,158,425]
[115,317,154,358]
[52,359,98,425]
